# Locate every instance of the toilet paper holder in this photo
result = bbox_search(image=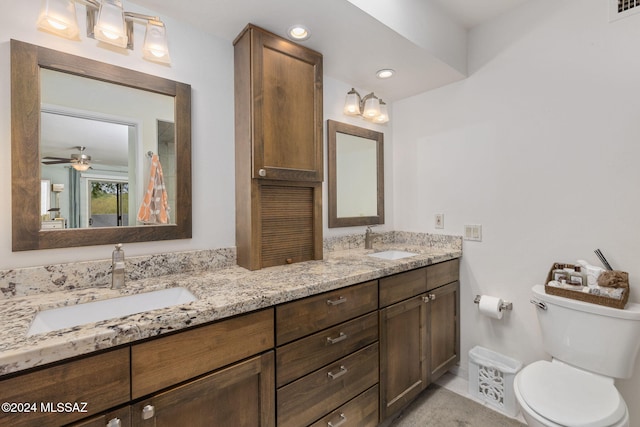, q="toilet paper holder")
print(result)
[474,295,513,311]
